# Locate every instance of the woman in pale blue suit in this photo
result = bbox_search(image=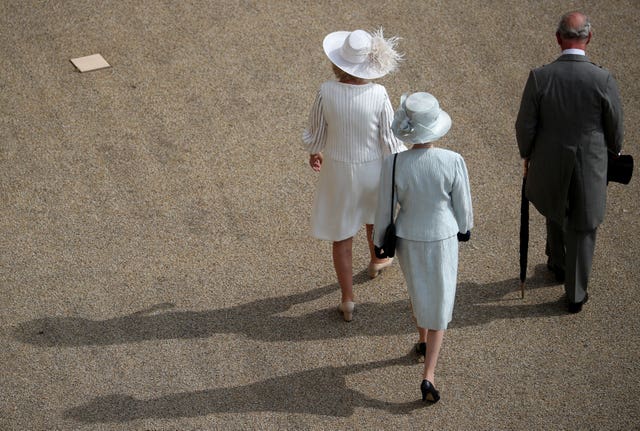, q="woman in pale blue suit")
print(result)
[374,92,473,403]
